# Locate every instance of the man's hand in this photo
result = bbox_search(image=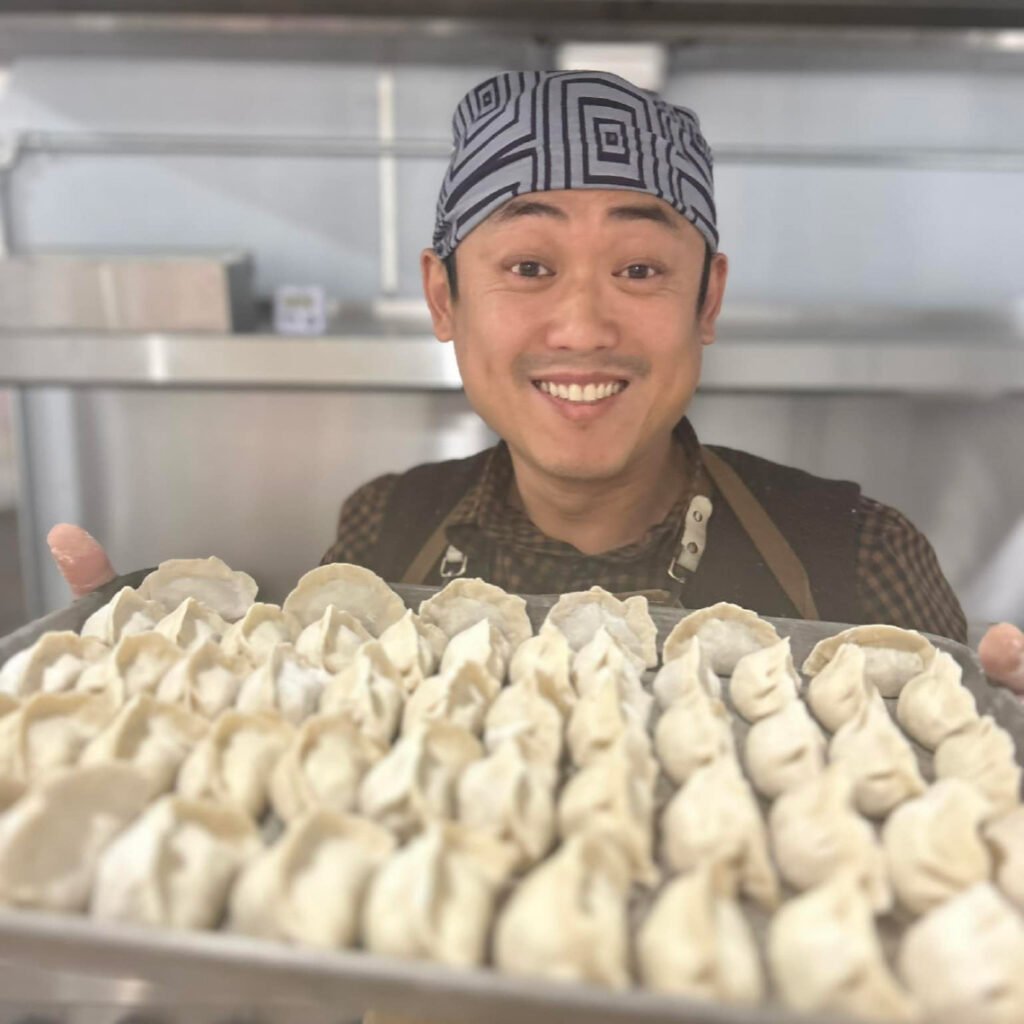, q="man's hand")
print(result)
[46,523,117,598]
[979,622,1024,695]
